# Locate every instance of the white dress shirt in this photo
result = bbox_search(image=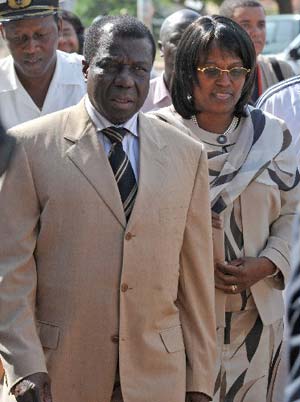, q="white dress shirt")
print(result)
[0,50,87,130]
[84,96,140,181]
[257,75,300,166]
[141,72,172,113]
